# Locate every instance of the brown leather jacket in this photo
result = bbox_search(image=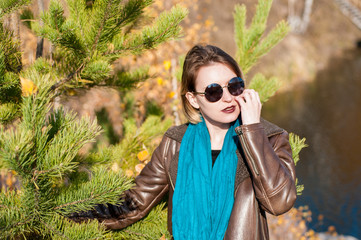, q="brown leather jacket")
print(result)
[93,118,297,239]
